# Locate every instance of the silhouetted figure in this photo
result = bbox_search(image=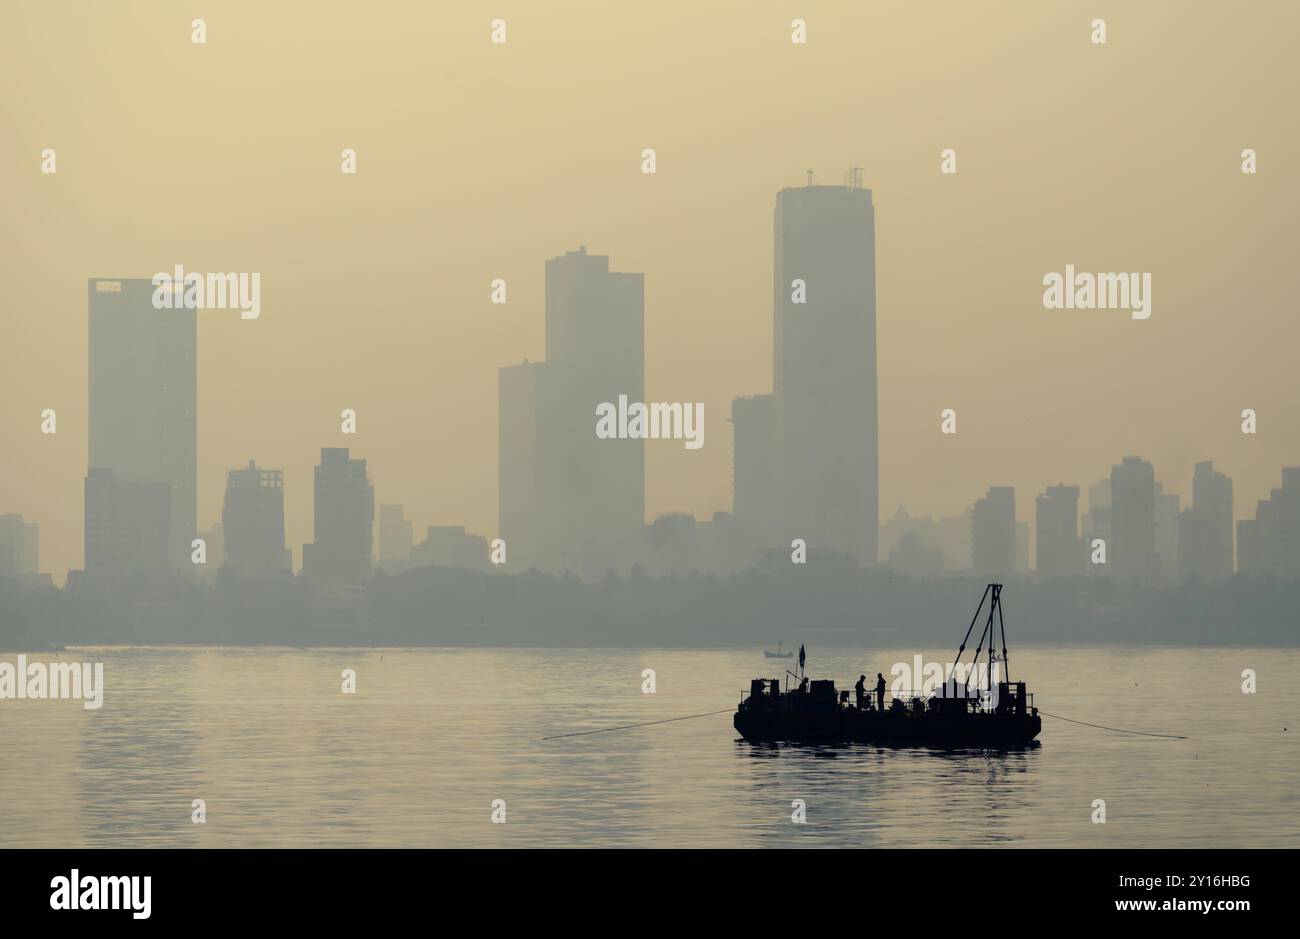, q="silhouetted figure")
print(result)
[875,673,886,712]
[855,674,867,710]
